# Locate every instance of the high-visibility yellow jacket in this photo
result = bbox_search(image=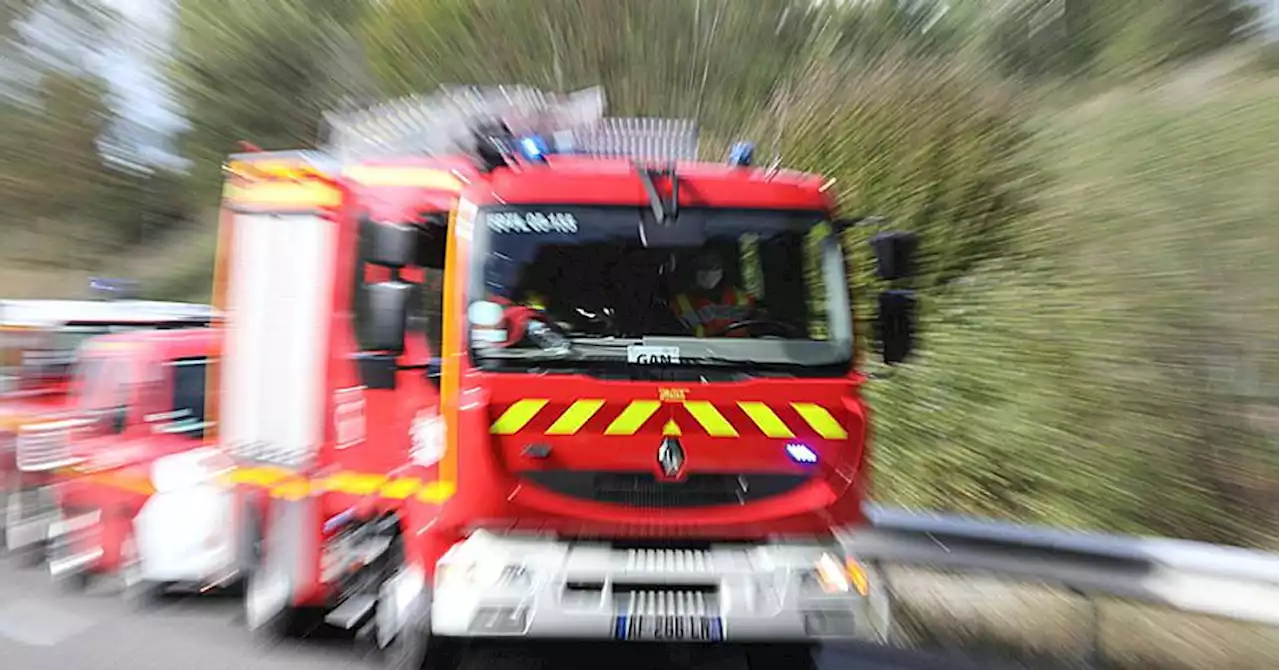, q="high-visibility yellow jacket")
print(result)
[671,286,755,337]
